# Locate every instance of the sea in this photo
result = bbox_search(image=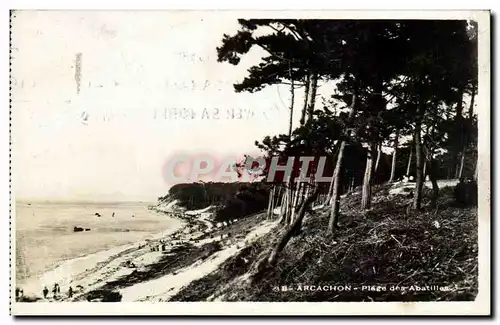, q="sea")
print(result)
[15,201,183,286]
